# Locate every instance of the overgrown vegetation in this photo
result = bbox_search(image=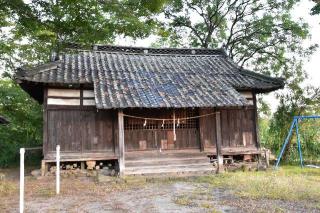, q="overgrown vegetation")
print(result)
[197,166,320,203]
[0,79,42,167]
[259,86,320,163]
